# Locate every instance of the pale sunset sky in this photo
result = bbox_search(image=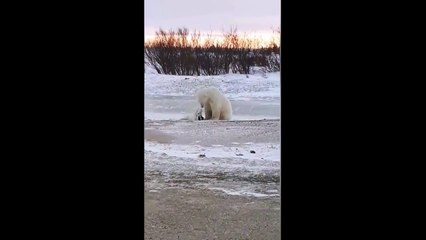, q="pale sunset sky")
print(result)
[144,0,280,46]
